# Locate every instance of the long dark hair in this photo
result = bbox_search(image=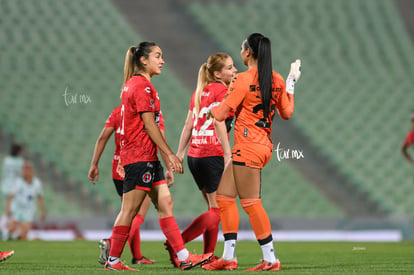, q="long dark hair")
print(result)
[243,33,272,119]
[123,41,157,85]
